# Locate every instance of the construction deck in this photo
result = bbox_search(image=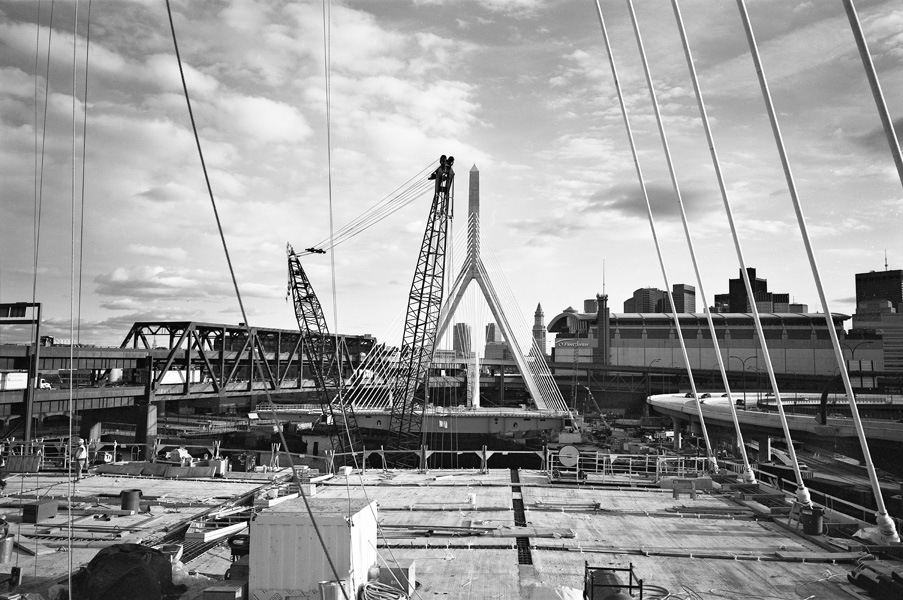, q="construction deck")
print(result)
[0,467,895,598]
